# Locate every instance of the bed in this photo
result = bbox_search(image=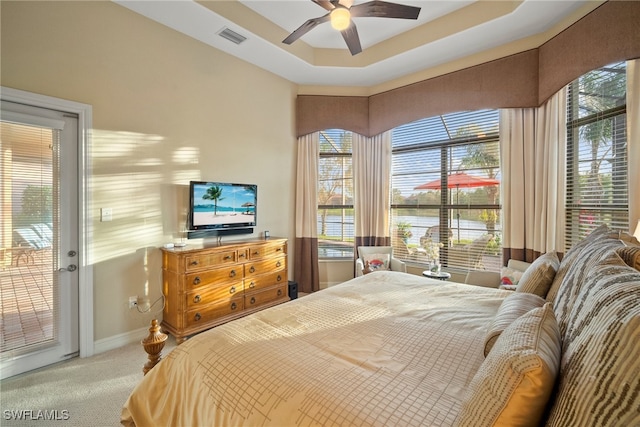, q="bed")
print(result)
[121,271,510,426]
